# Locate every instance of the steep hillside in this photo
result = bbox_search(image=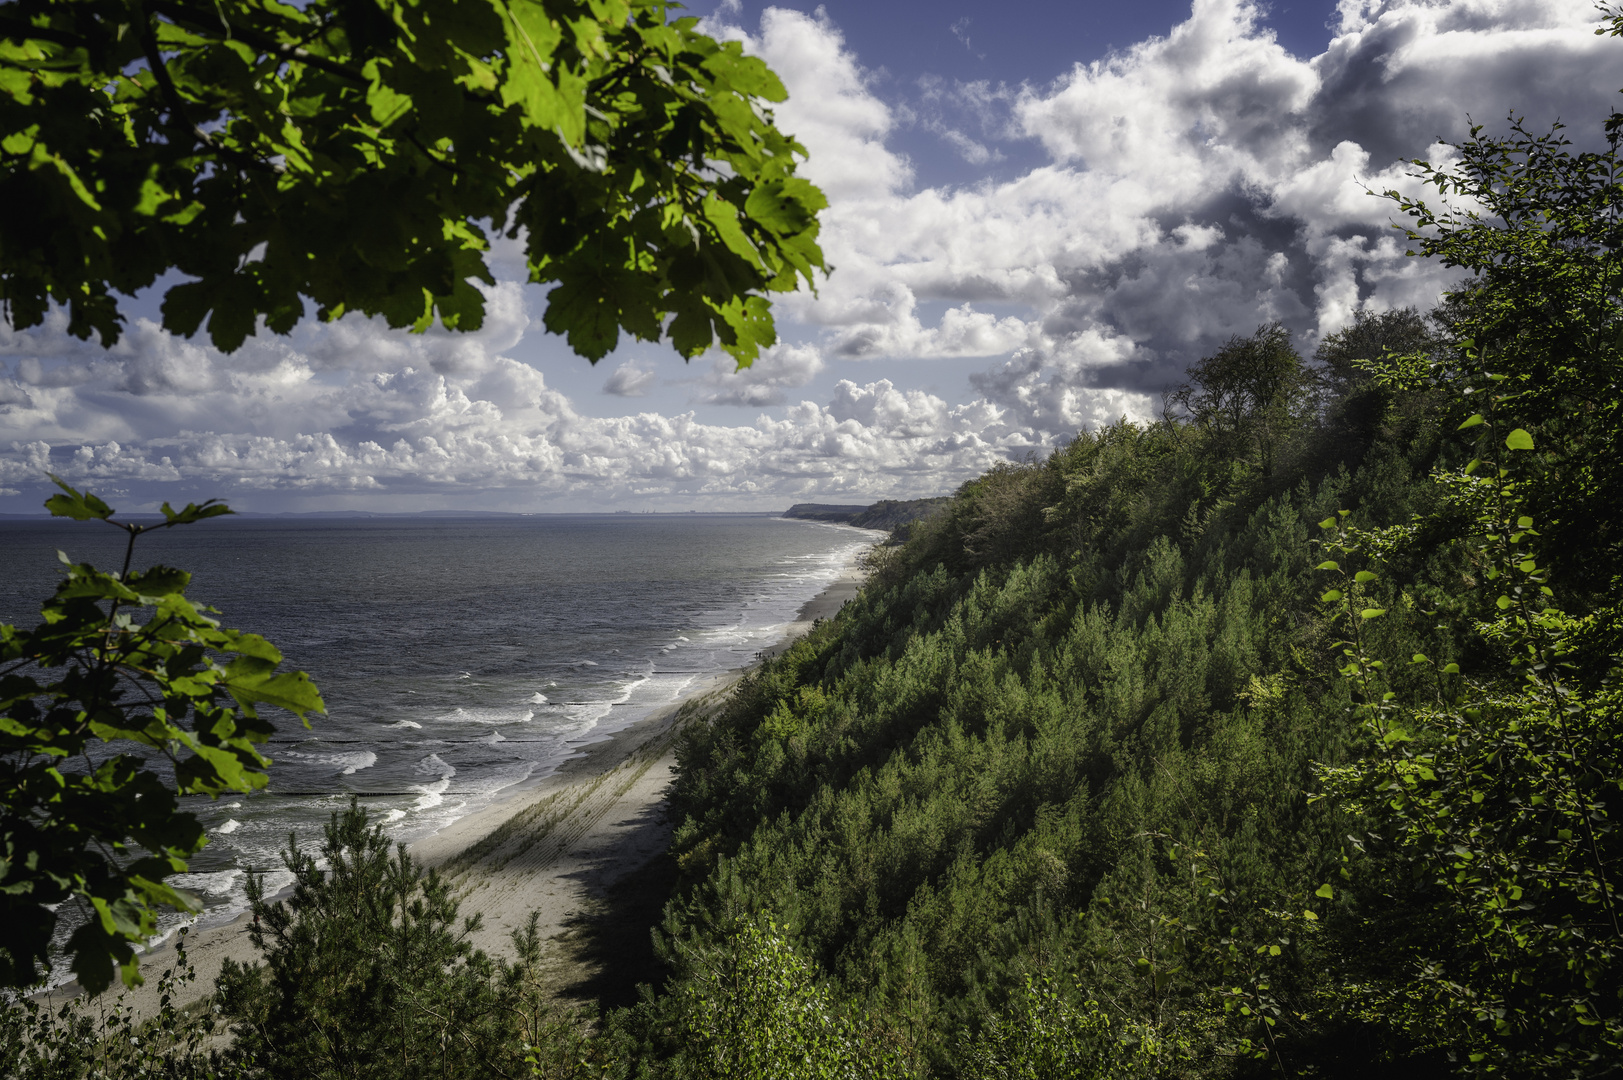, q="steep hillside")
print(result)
[625,295,1621,1077]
